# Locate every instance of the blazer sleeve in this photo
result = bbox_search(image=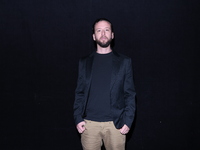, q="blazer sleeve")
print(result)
[123,58,136,128]
[73,59,85,125]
